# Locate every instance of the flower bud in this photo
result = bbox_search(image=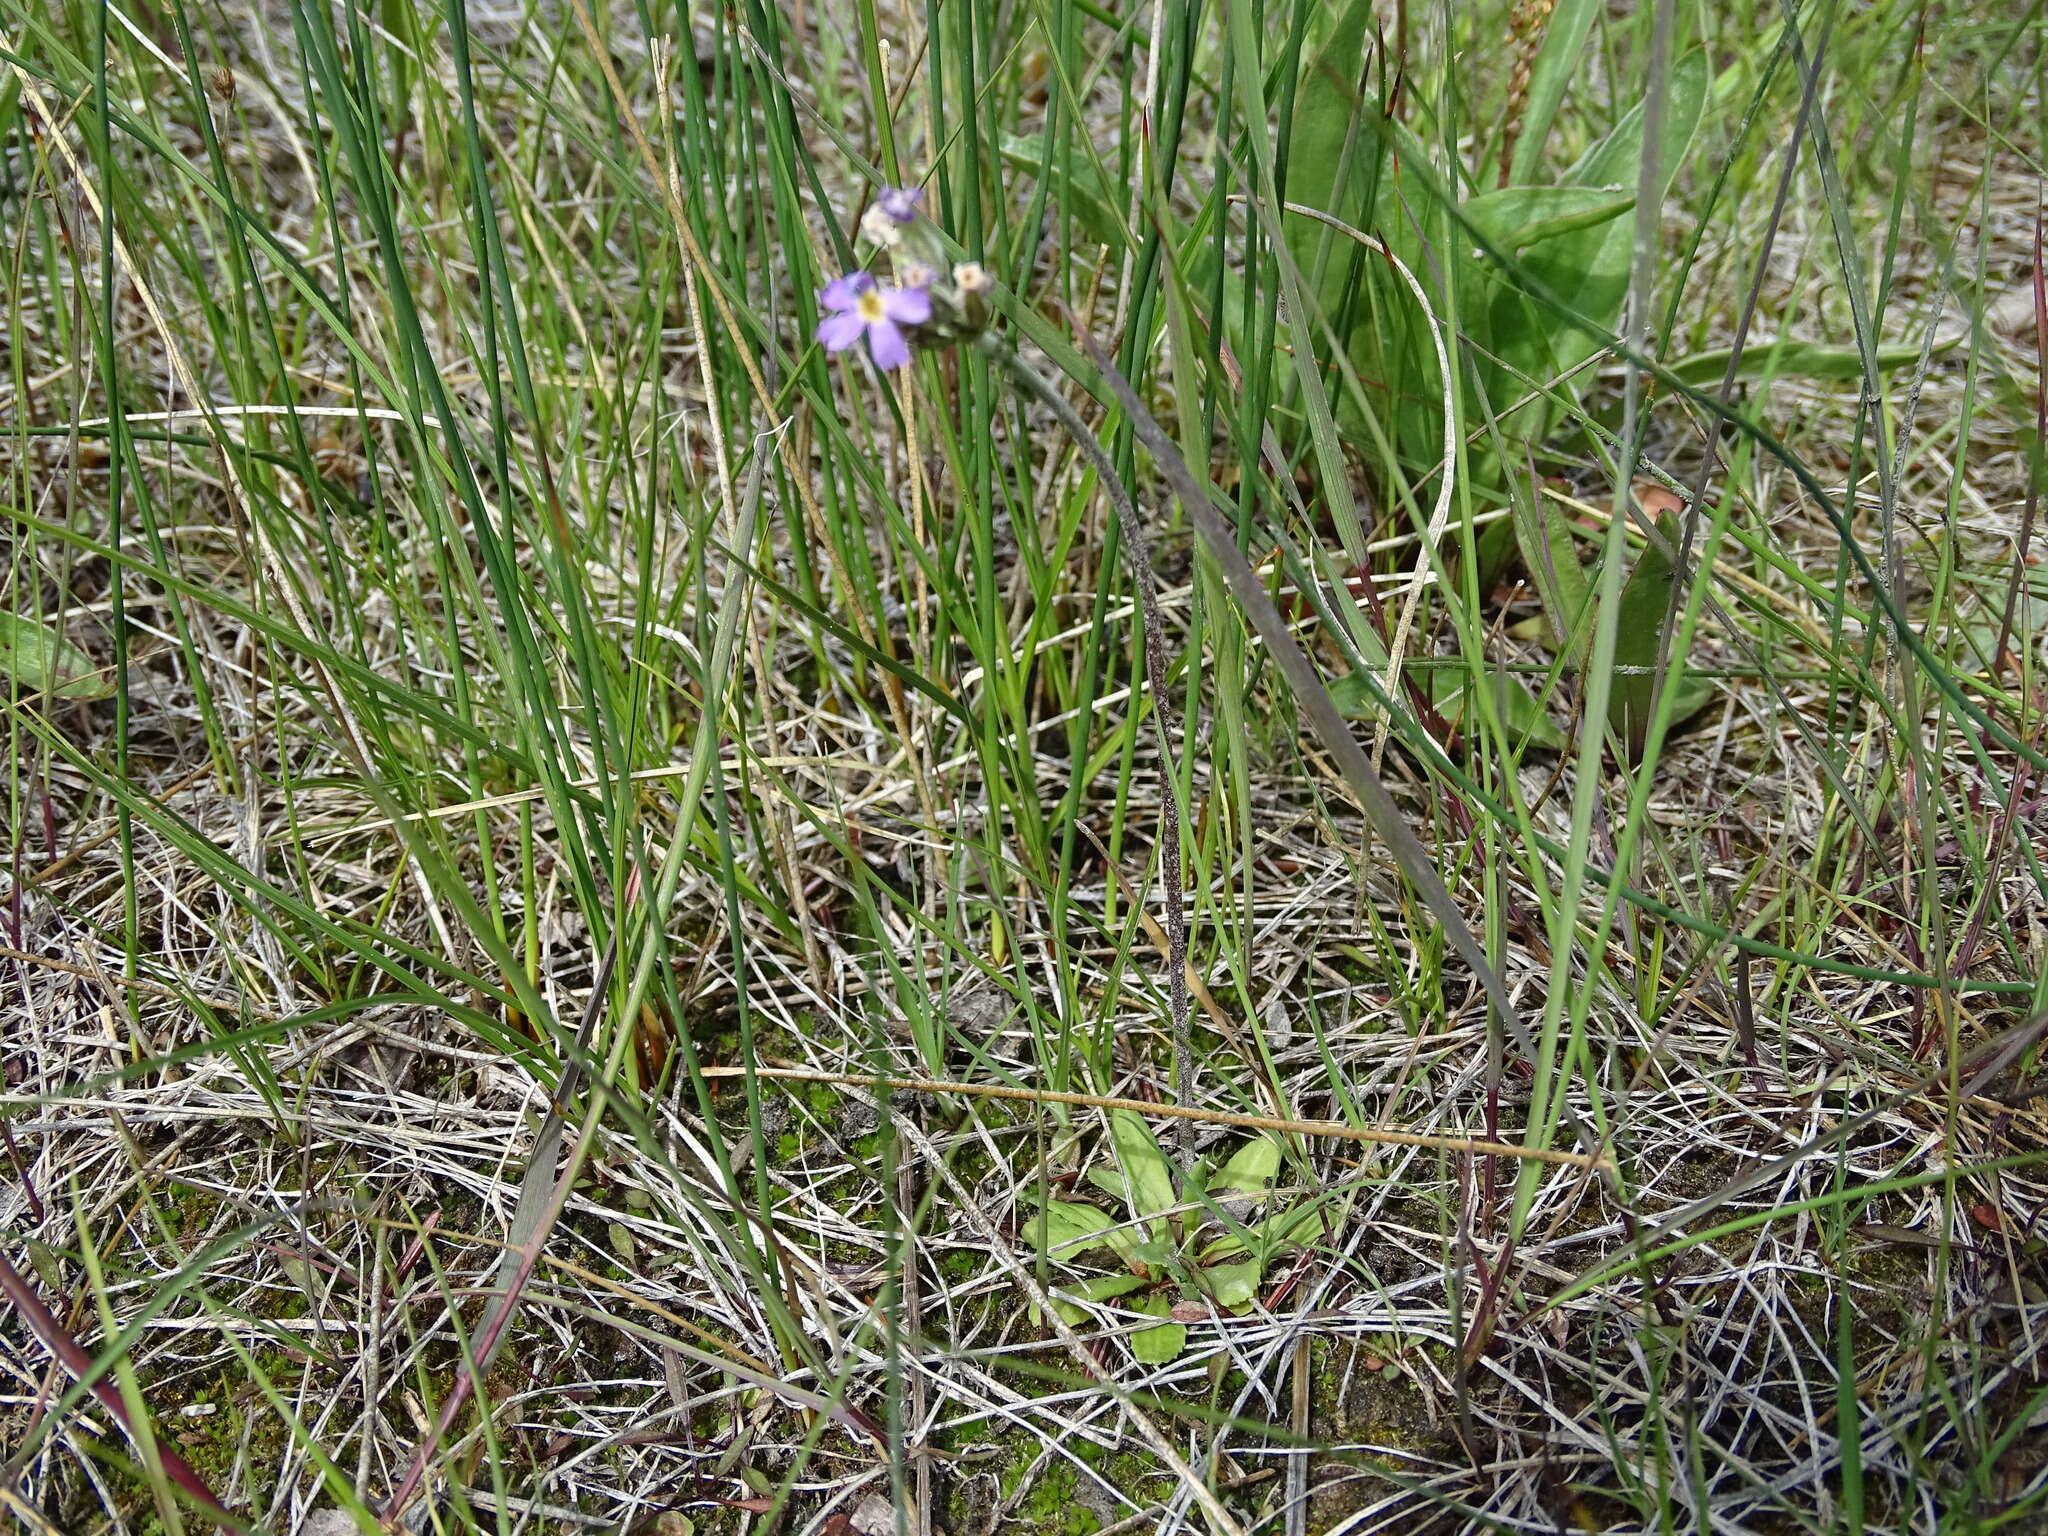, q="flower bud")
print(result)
[860,202,903,250]
[949,263,993,334]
